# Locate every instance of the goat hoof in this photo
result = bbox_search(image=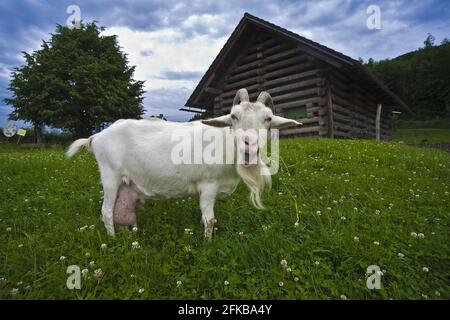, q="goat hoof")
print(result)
[105,225,115,236]
[204,218,216,240]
